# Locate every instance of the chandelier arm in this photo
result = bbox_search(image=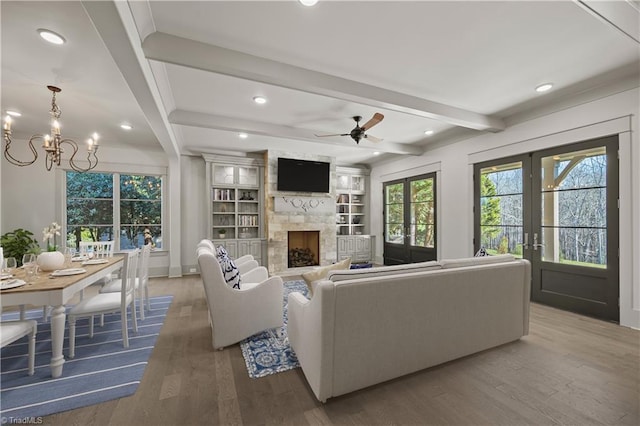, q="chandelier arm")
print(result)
[60,138,94,173]
[3,133,40,166]
[45,153,54,171]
